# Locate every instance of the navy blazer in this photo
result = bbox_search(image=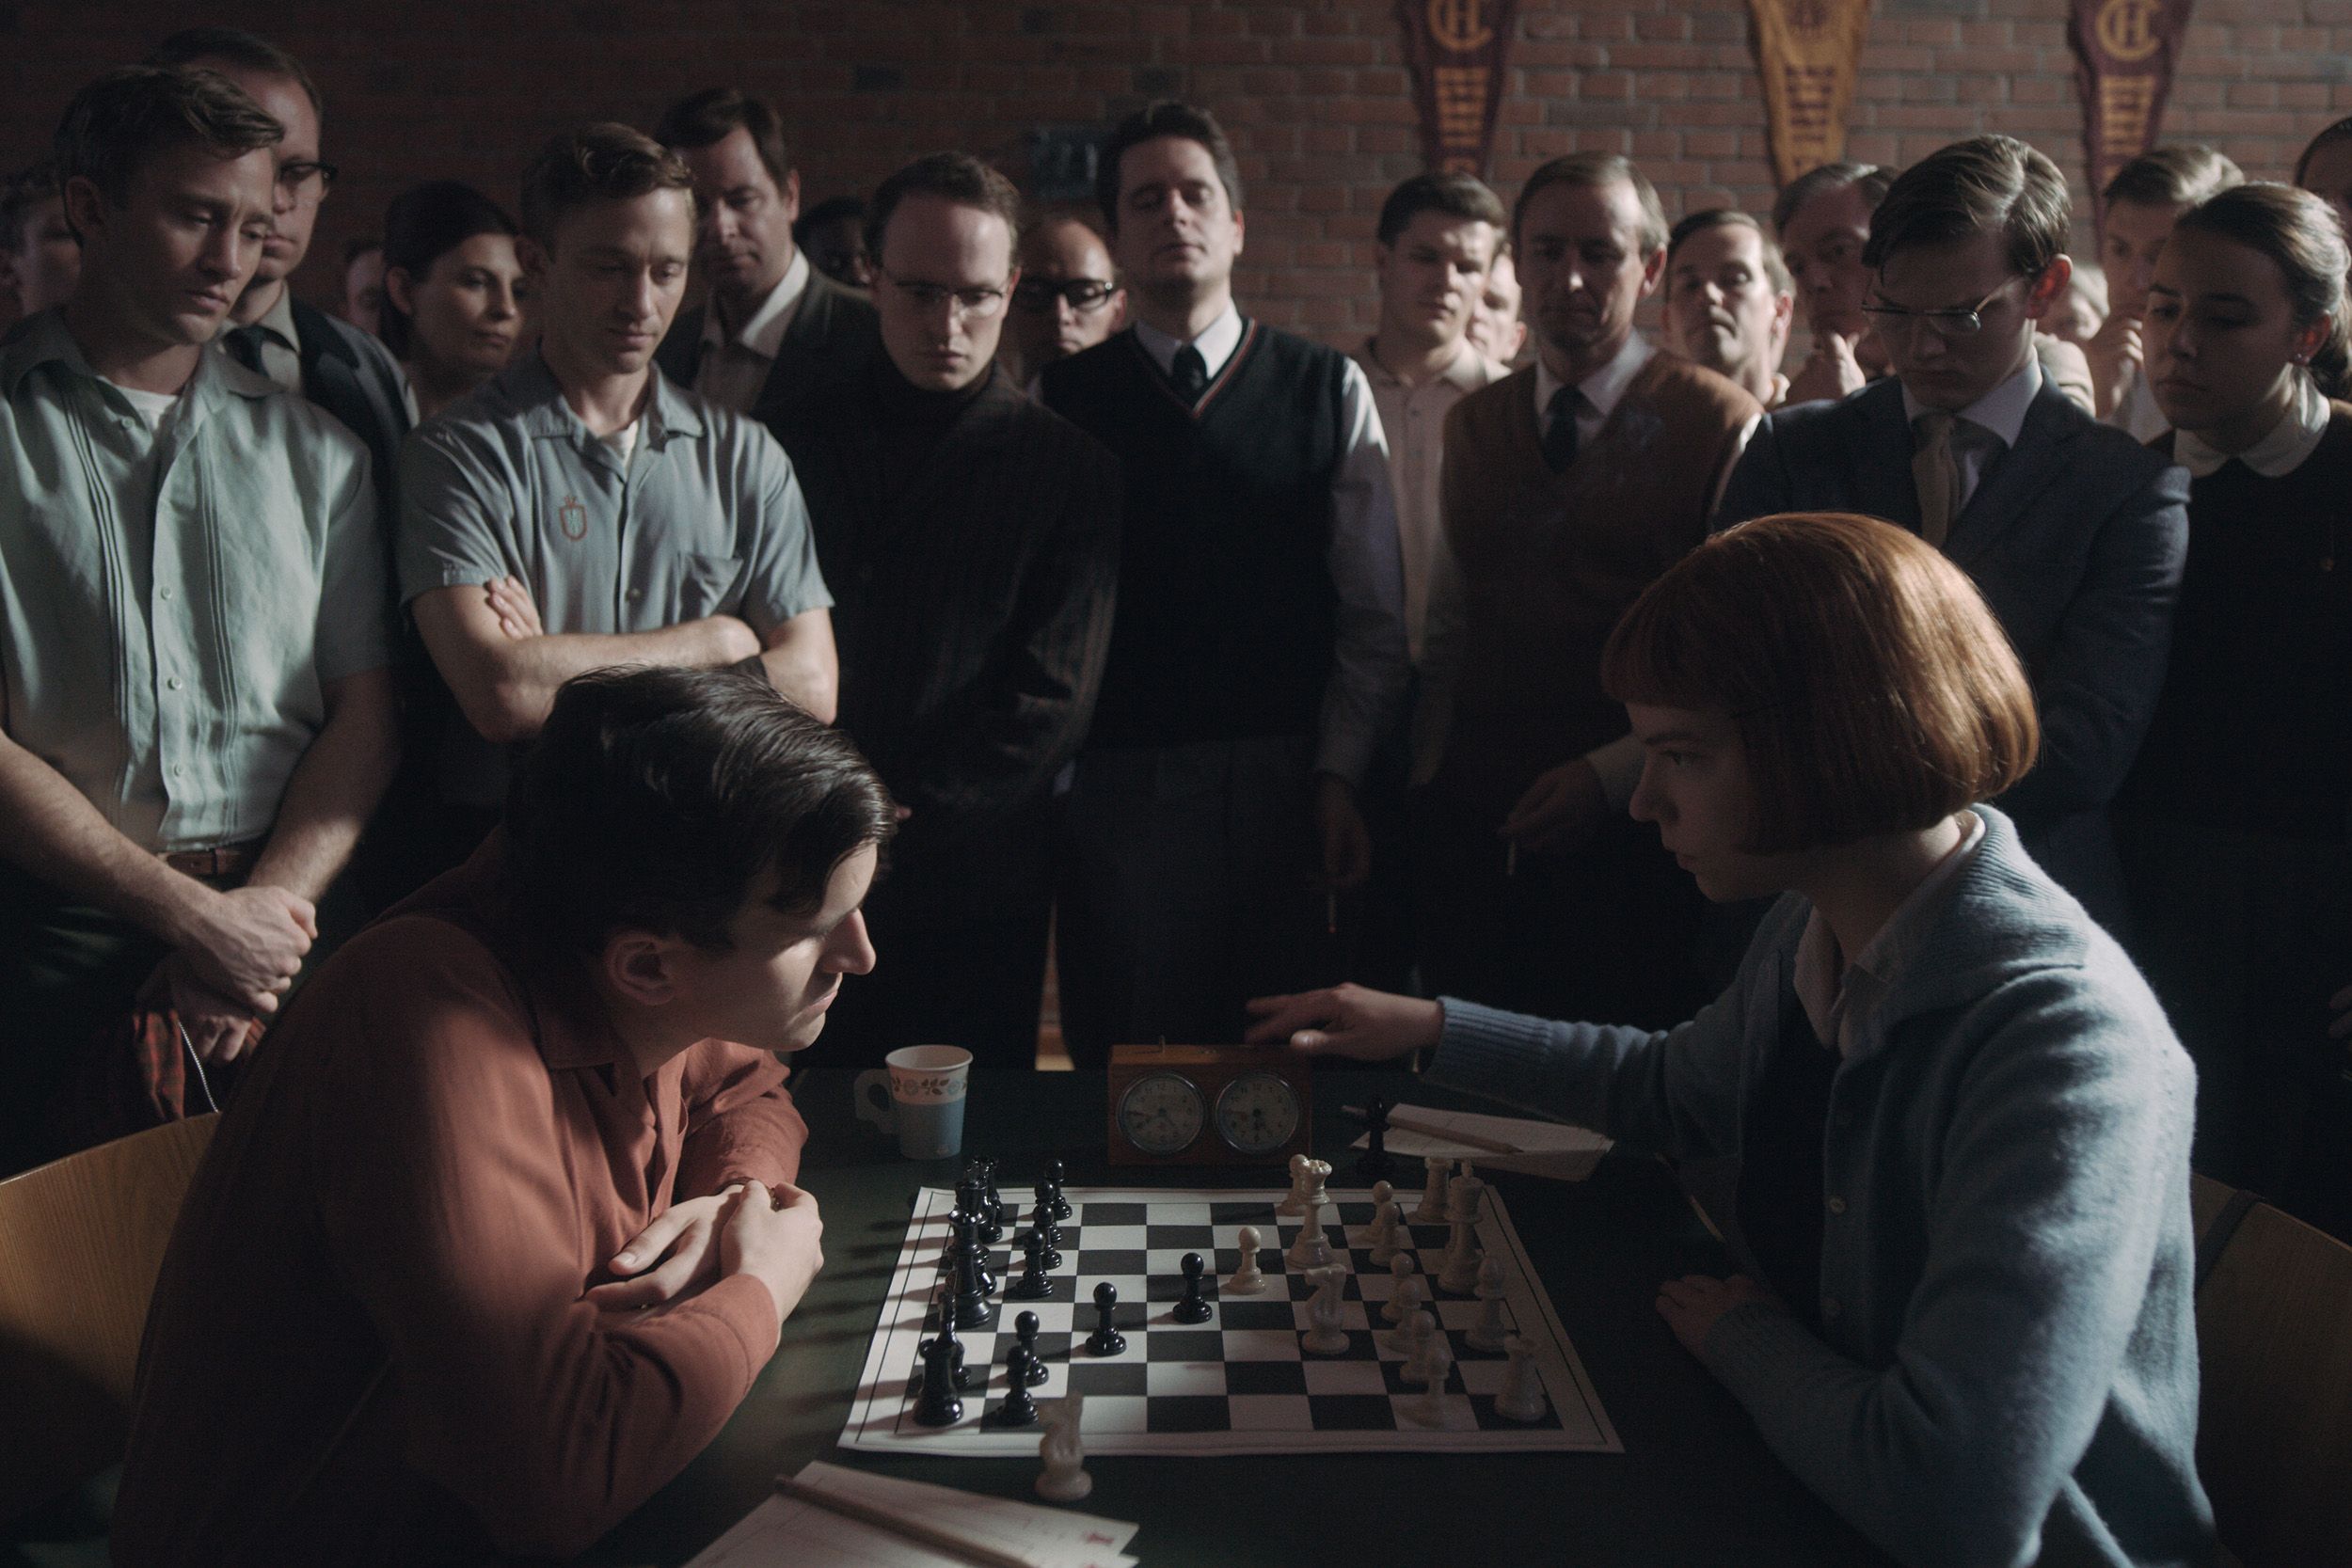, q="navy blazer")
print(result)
[289,295,411,522]
[1715,376,2189,920]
